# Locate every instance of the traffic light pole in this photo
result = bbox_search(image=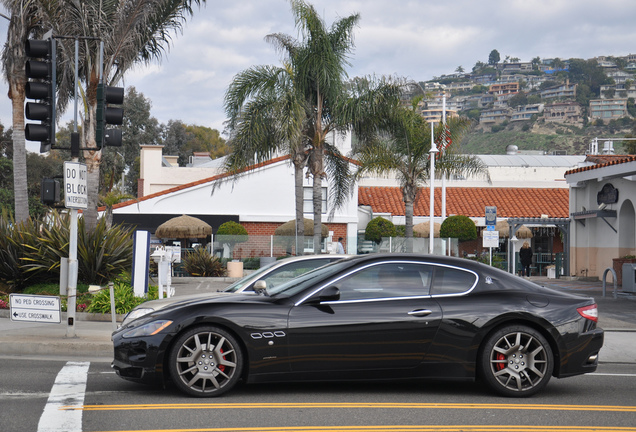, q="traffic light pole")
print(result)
[66,38,80,338]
